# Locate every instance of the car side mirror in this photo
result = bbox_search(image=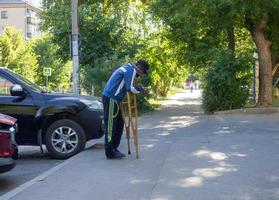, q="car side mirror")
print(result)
[10,84,25,96]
